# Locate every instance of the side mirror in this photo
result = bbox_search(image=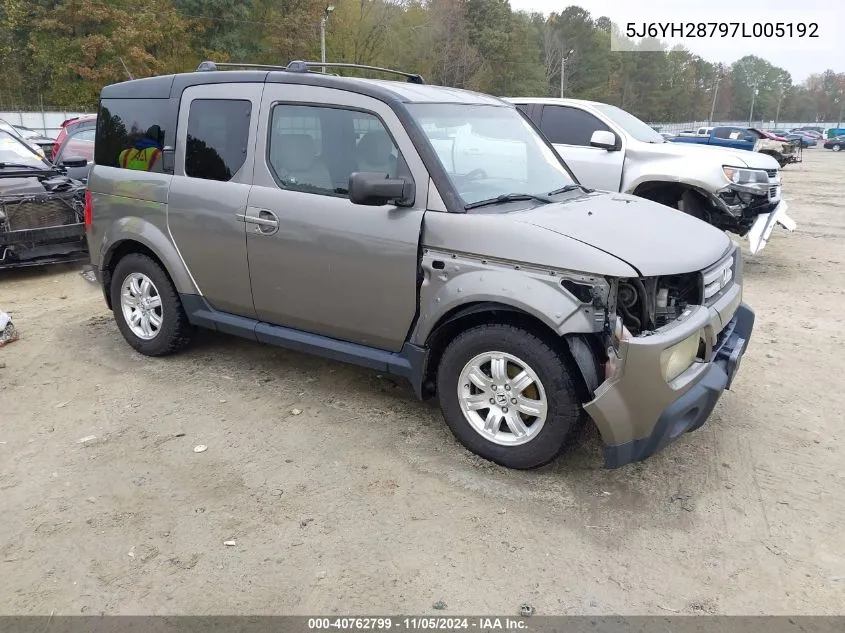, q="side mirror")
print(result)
[59,156,88,168]
[348,172,414,207]
[590,130,618,151]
